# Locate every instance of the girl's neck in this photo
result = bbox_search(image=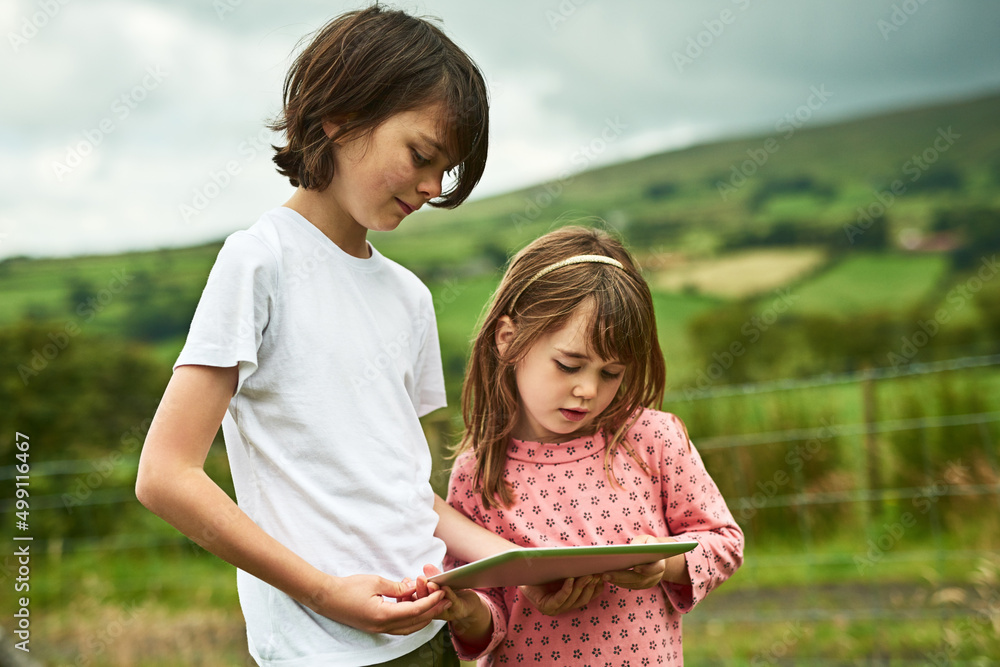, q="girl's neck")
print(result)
[513,426,600,444]
[284,187,370,259]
